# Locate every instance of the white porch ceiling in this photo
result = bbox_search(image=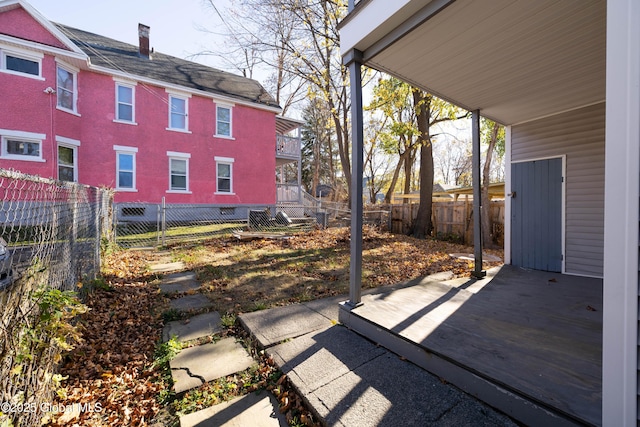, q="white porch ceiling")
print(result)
[344,0,606,125]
